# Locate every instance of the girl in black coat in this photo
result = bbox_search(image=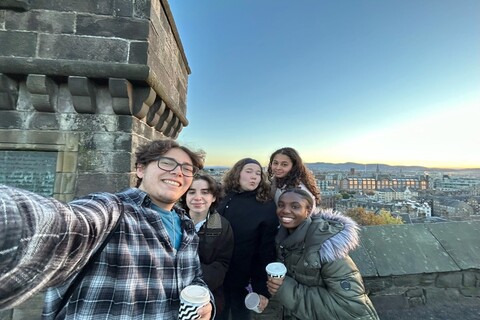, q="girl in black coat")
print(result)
[217,158,278,320]
[180,173,234,314]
